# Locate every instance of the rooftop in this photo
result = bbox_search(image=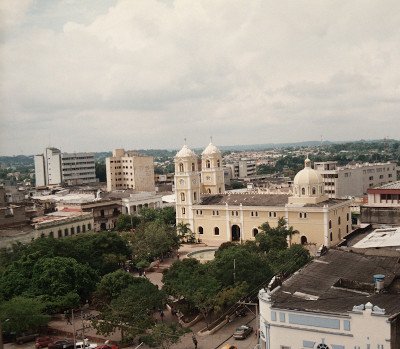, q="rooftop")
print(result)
[271,249,400,316]
[199,193,347,208]
[374,181,400,190]
[352,227,400,249]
